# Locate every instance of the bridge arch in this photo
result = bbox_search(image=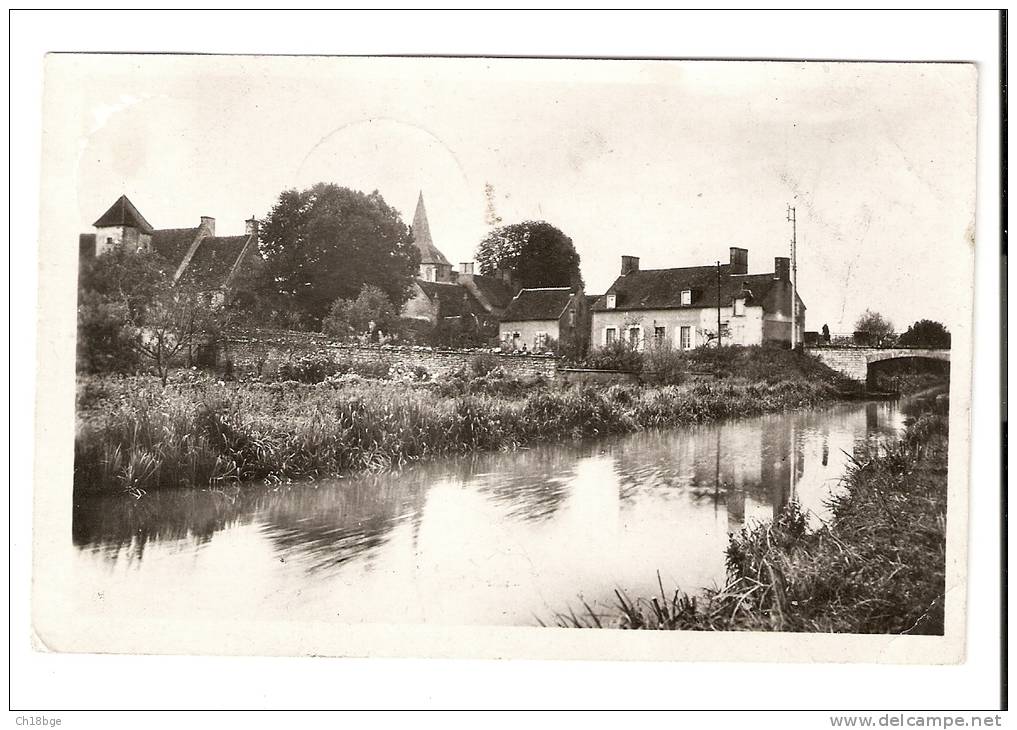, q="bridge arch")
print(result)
[809,347,950,384]
[863,352,950,390]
